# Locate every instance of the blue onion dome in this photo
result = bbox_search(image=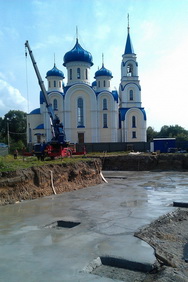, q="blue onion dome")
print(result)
[46,64,65,78]
[63,39,93,66]
[30,108,40,114]
[92,80,97,87]
[94,64,113,78]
